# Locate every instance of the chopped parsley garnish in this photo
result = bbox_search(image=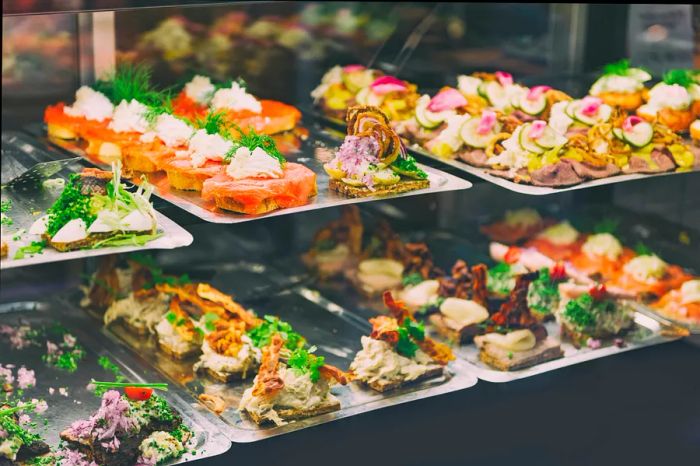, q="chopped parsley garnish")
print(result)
[287,345,325,382]
[562,293,617,331]
[13,241,47,260]
[391,154,427,179]
[45,174,96,237]
[527,268,561,315]
[223,124,285,165]
[202,312,220,332]
[634,242,653,256]
[487,262,516,295]
[602,58,647,77]
[0,412,42,447]
[98,355,127,383]
[395,317,425,358]
[170,423,193,443]
[93,63,164,107]
[0,199,11,213]
[662,69,695,88]
[0,199,12,226]
[165,311,188,327]
[402,272,424,287]
[246,315,305,350]
[42,344,86,373]
[592,218,619,234]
